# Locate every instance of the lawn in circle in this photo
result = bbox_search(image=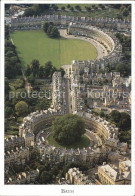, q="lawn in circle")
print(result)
[47,132,90,149]
[11,30,97,69]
